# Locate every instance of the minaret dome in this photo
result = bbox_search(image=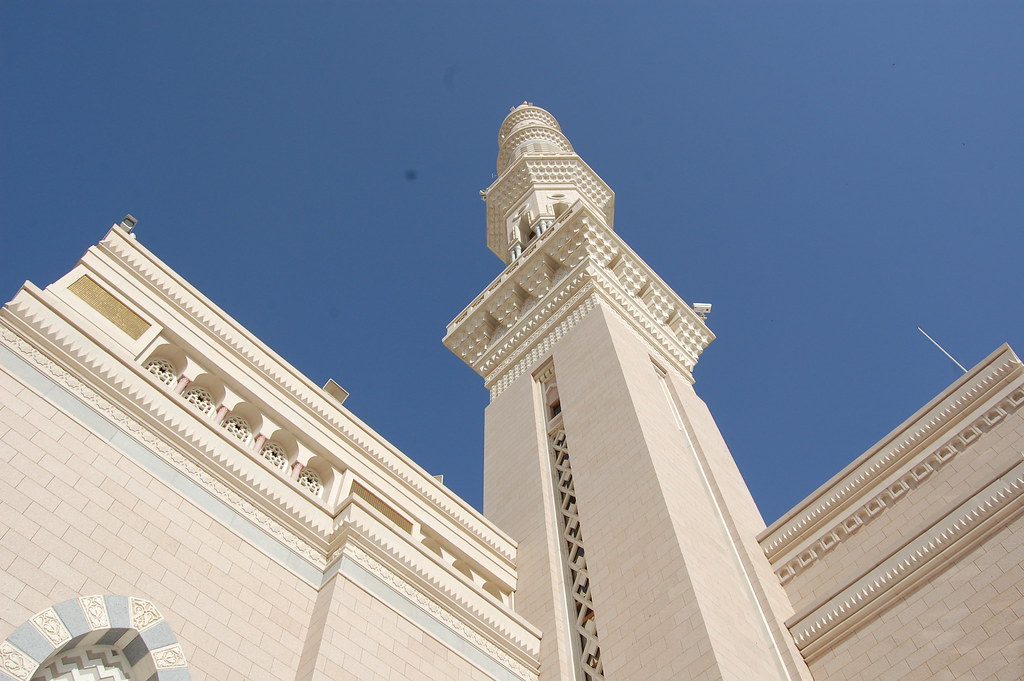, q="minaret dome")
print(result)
[496,103,575,175]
